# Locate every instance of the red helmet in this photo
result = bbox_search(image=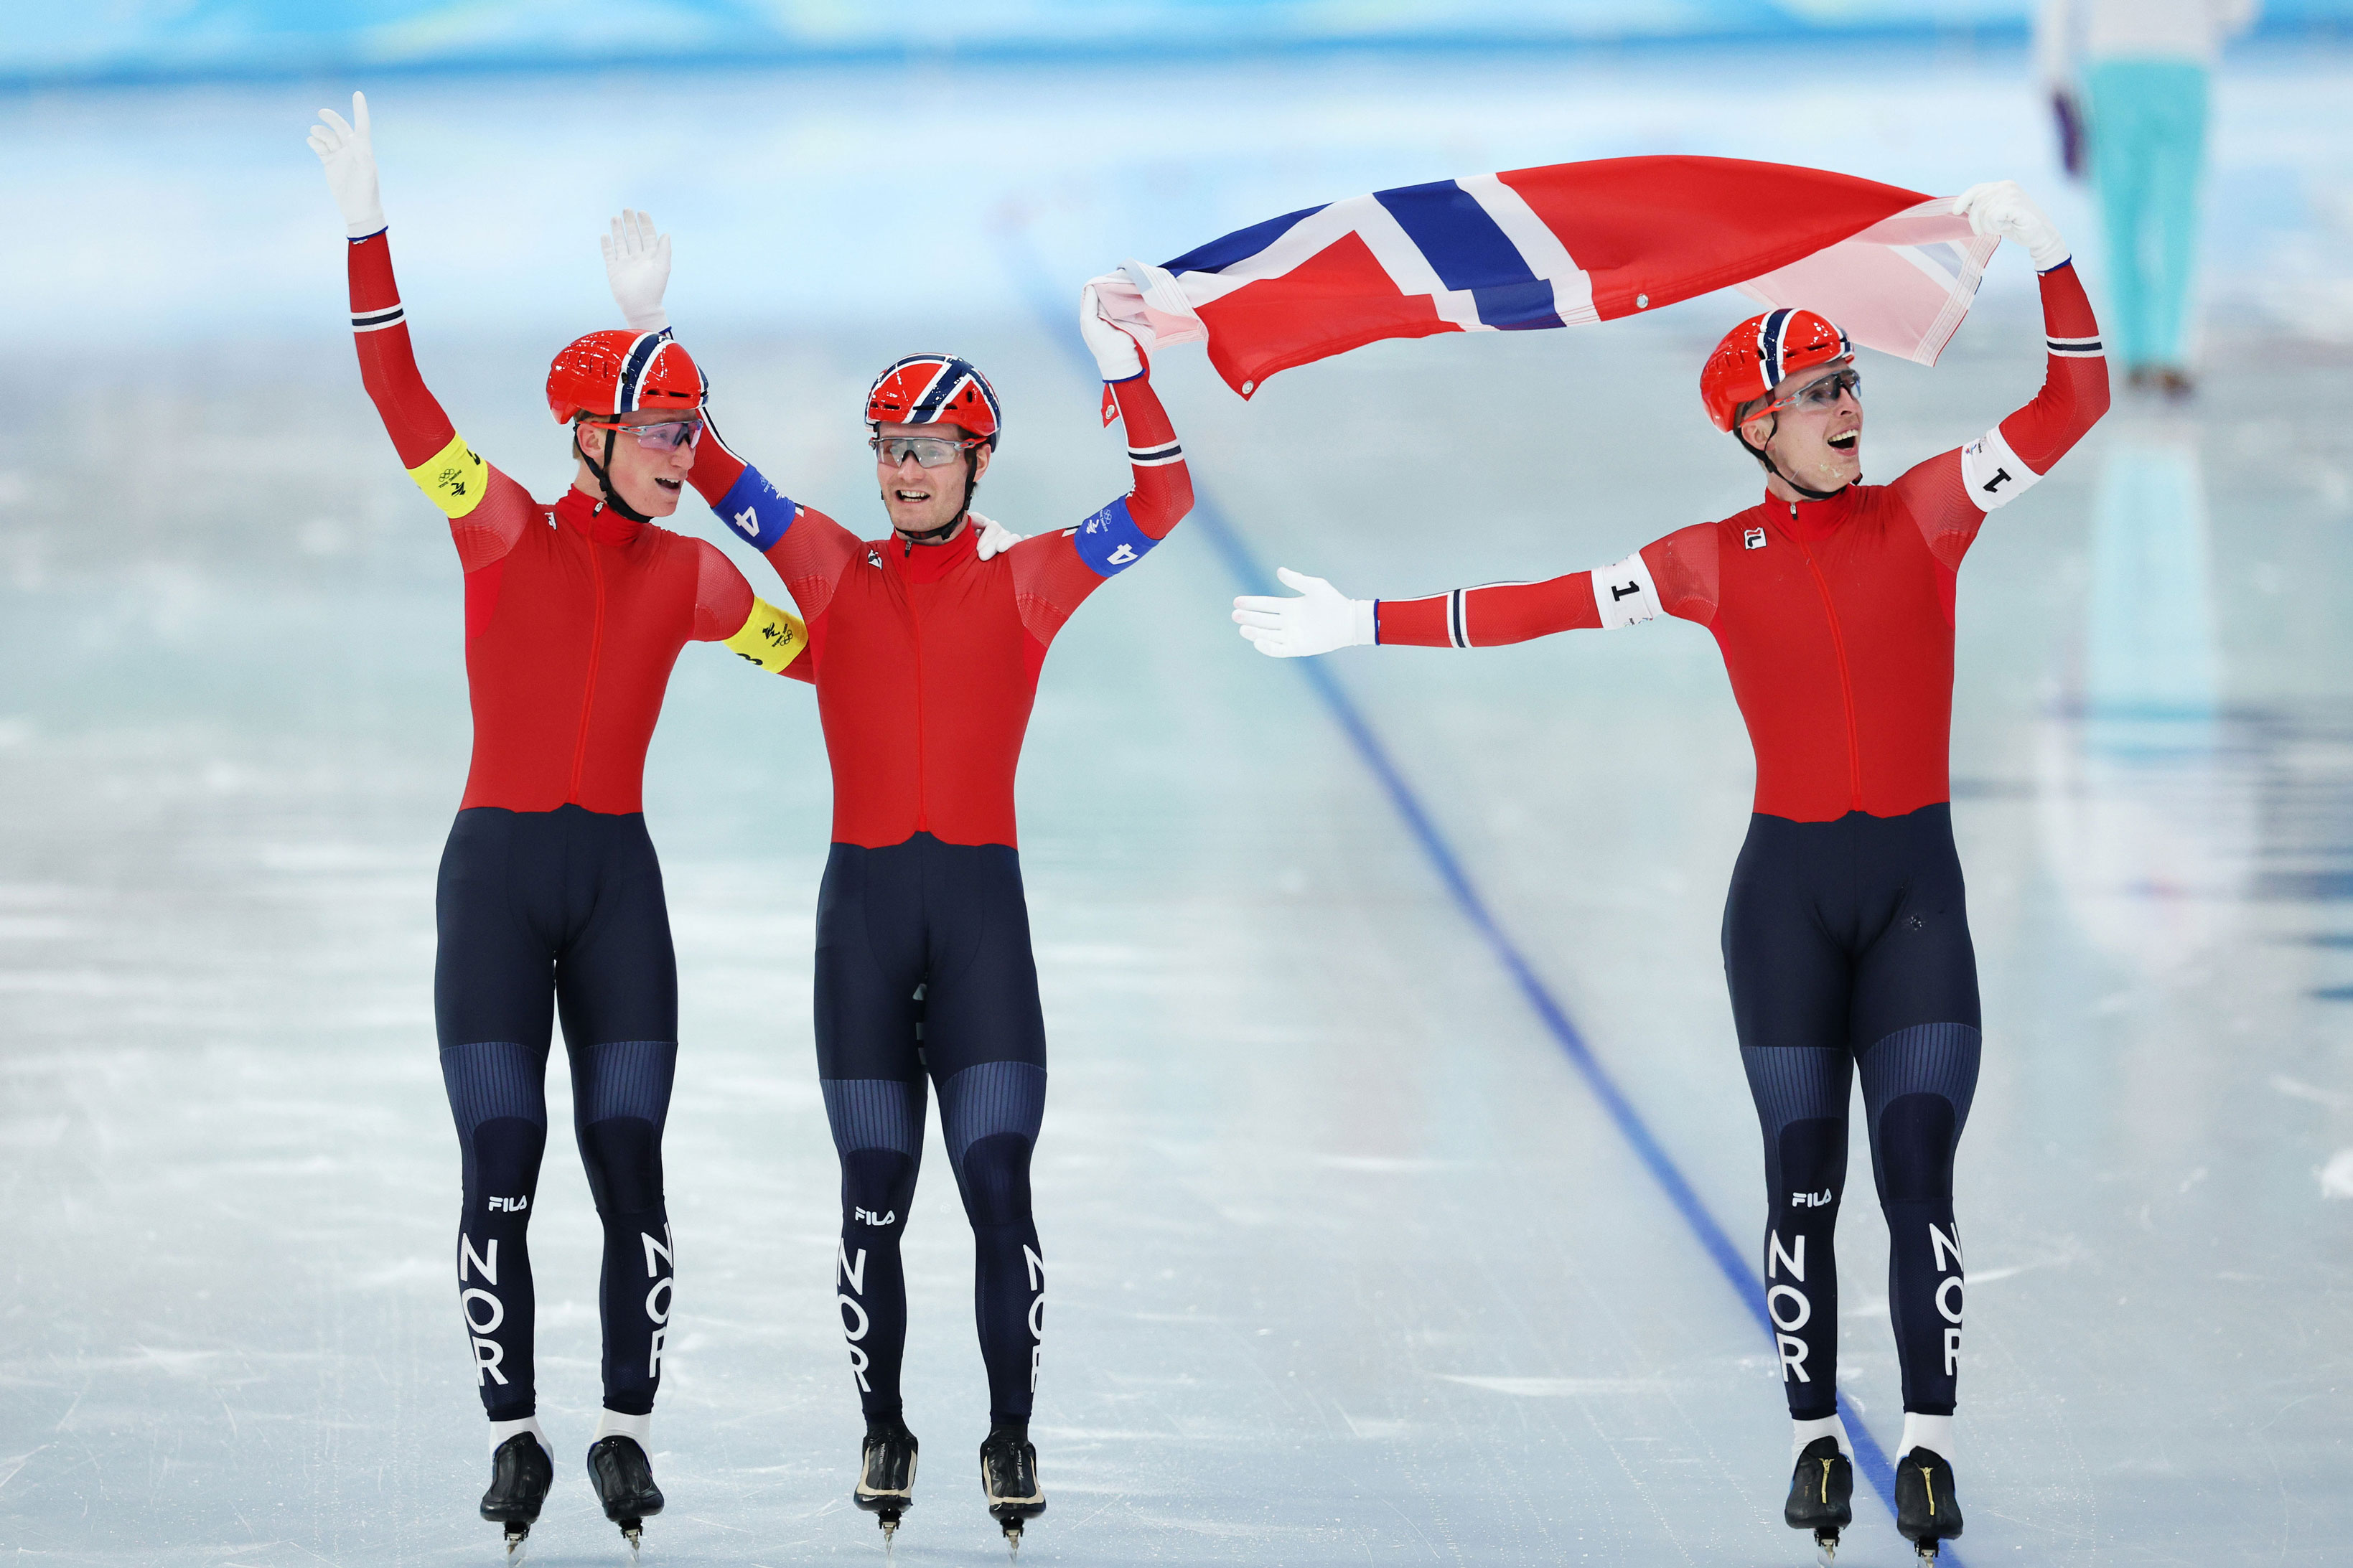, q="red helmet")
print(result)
[865,354,1001,446]
[1700,308,1851,433]
[547,329,706,424]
